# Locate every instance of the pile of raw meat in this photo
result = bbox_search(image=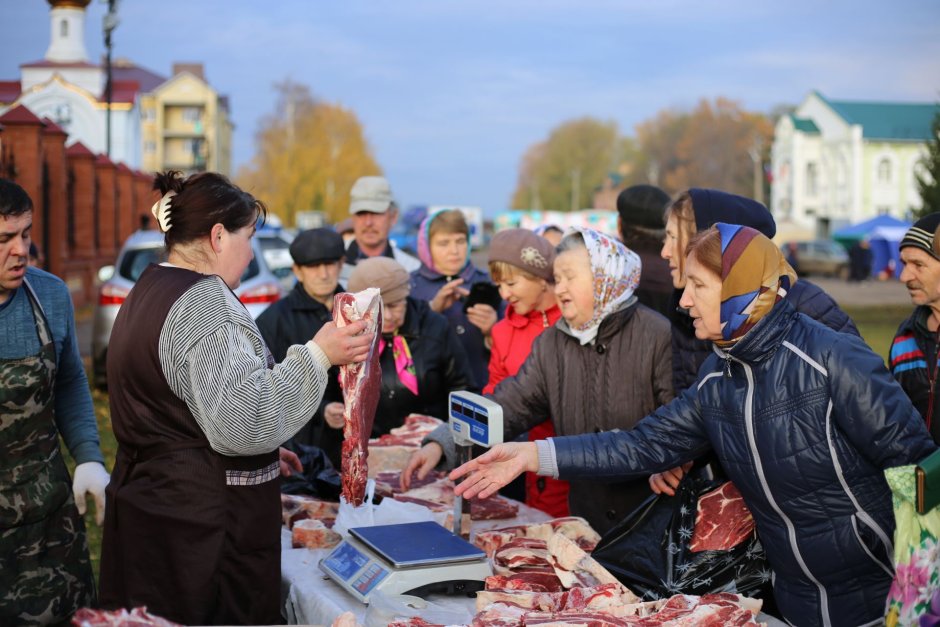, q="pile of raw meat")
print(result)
[367,413,446,477]
[373,469,519,521]
[283,493,342,549]
[329,516,766,627]
[464,518,765,625]
[71,607,180,626]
